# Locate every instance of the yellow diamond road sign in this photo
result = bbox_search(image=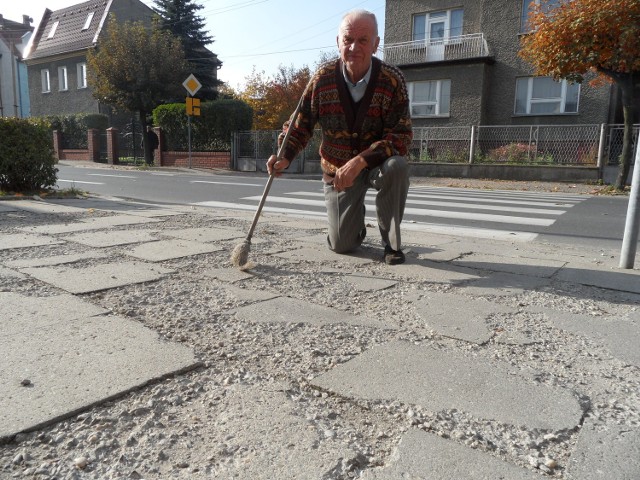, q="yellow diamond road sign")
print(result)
[182,74,202,96]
